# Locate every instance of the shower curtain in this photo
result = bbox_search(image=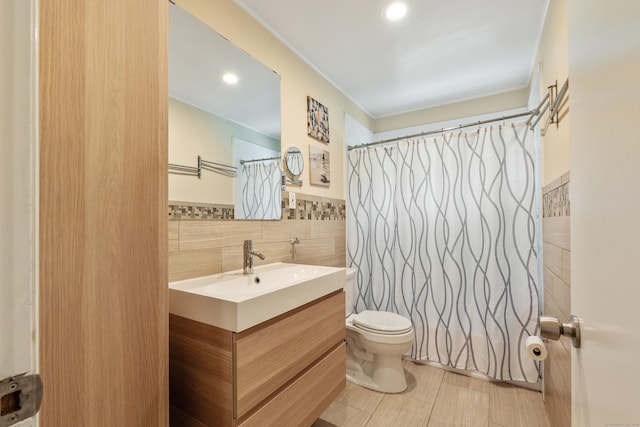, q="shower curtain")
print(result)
[347,123,540,383]
[237,159,281,220]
